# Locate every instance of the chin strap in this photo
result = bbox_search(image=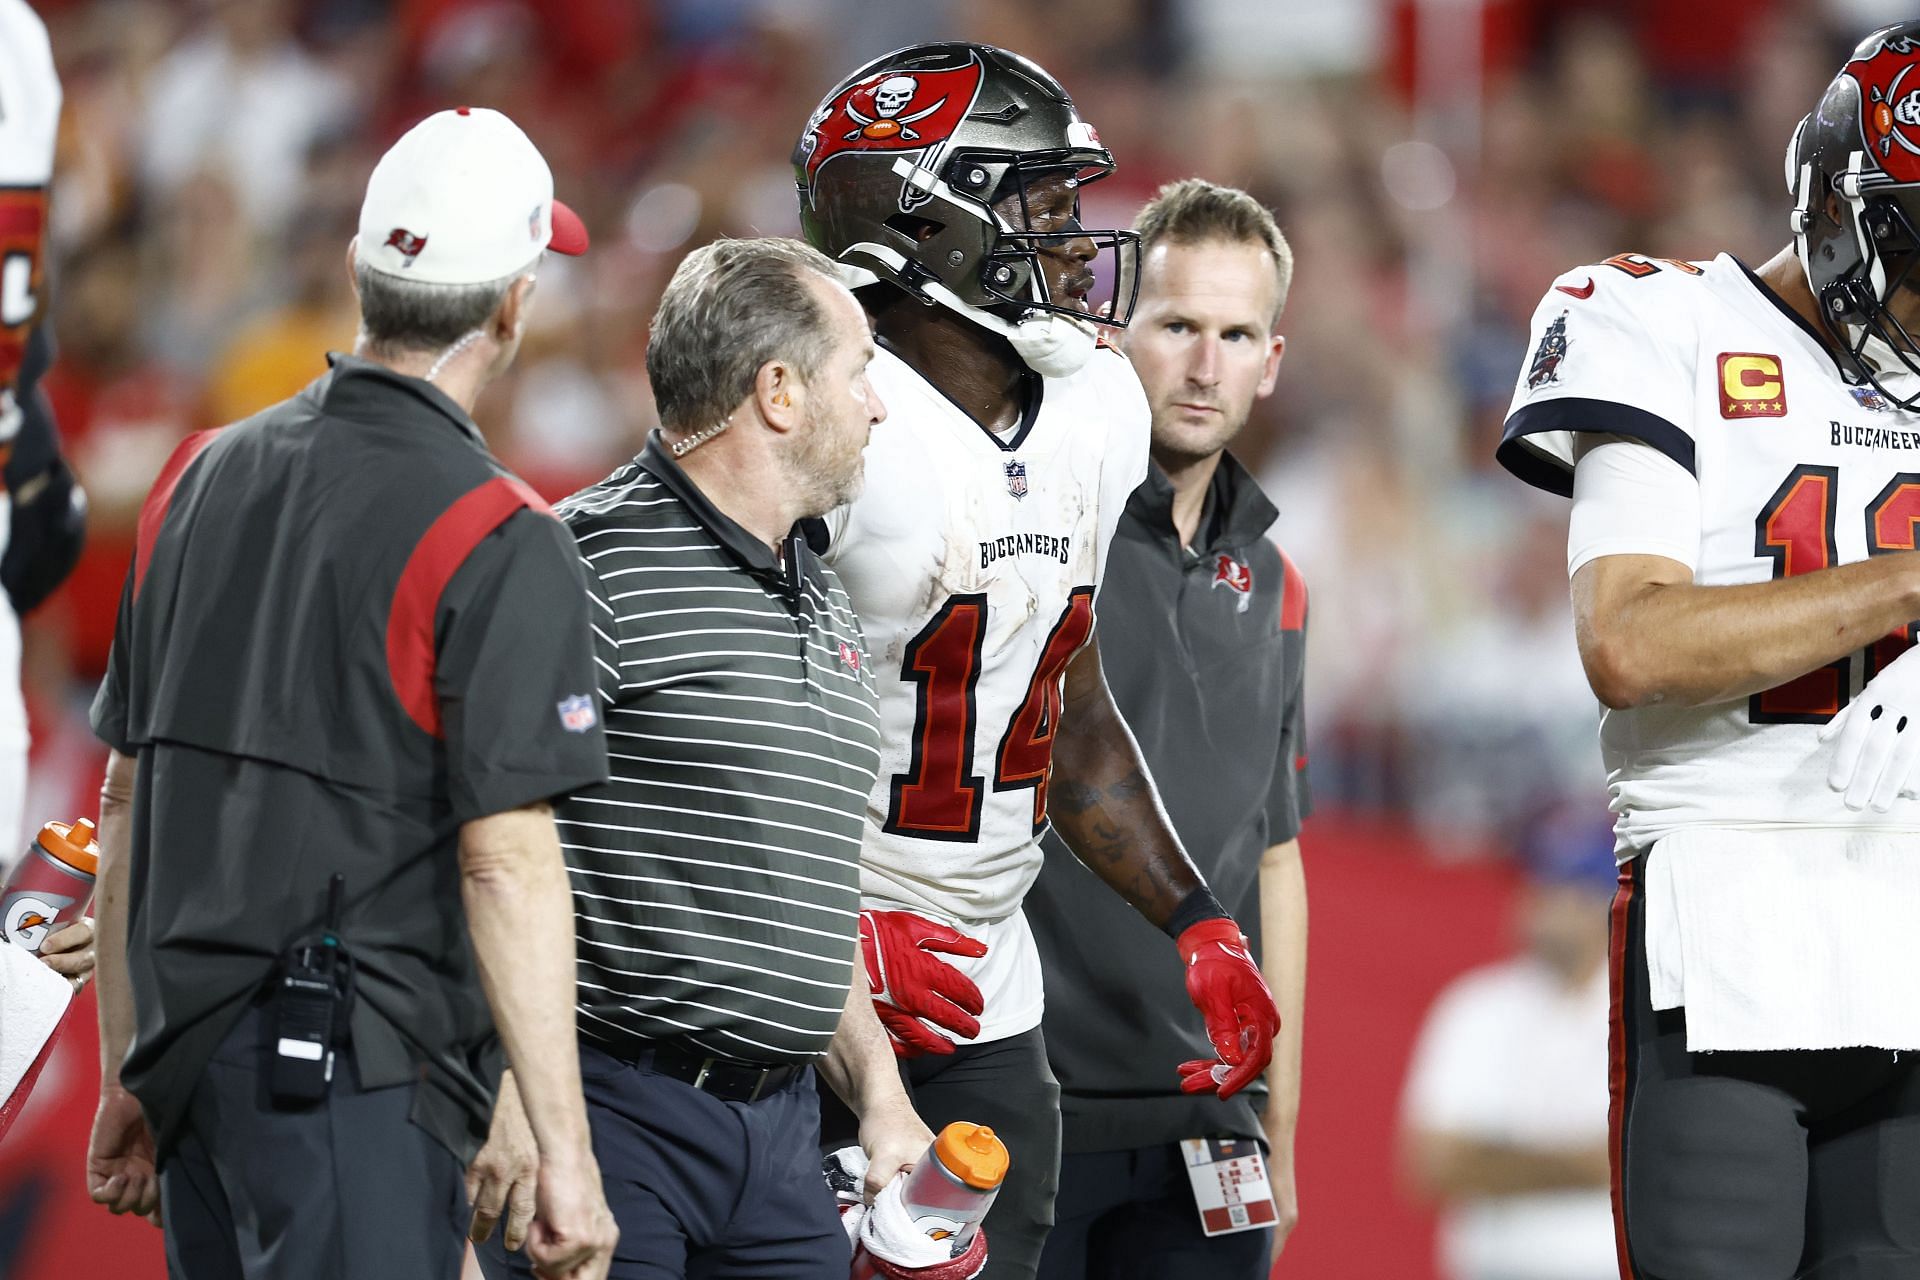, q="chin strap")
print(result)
[918,279,1097,378]
[837,242,1098,379]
